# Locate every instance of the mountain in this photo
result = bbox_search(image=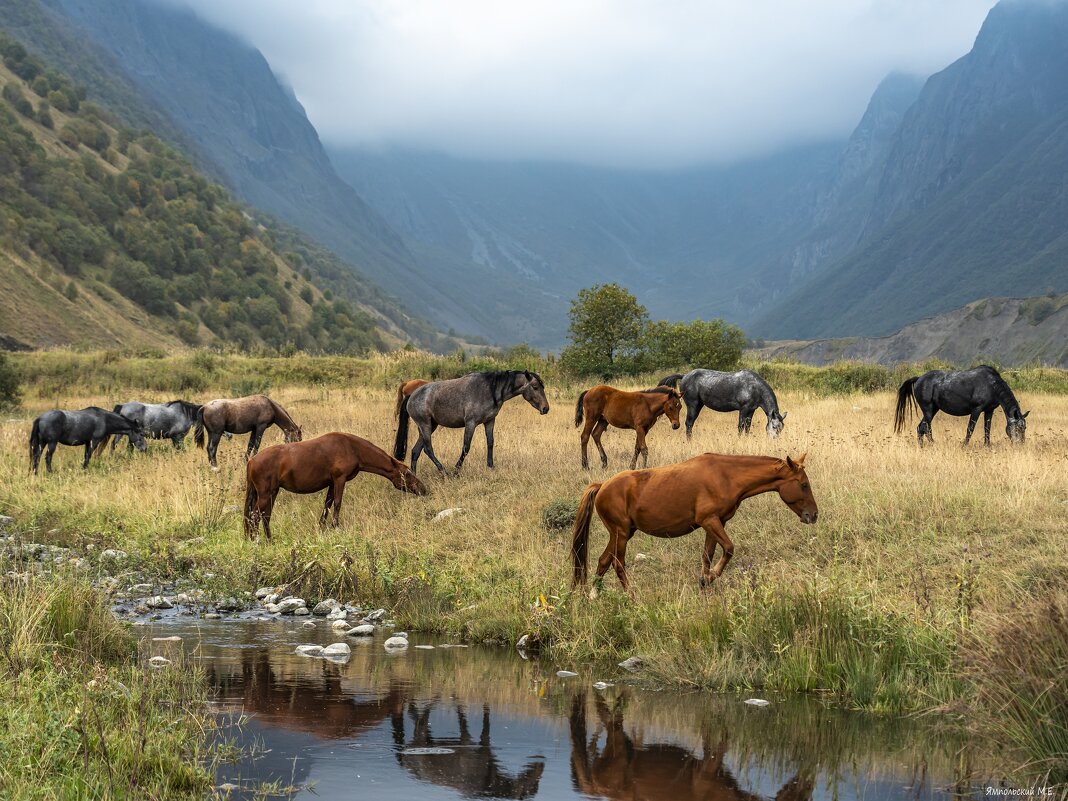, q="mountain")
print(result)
[756,0,1068,338]
[0,35,414,352]
[752,292,1068,368]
